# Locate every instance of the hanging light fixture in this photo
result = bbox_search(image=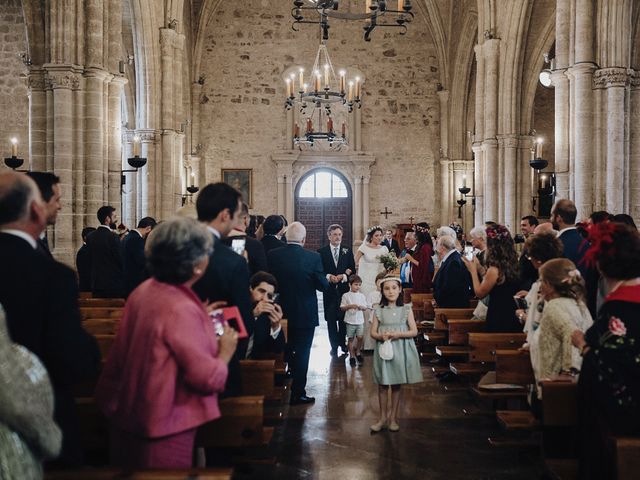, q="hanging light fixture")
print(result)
[292,0,414,42]
[284,39,362,150]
